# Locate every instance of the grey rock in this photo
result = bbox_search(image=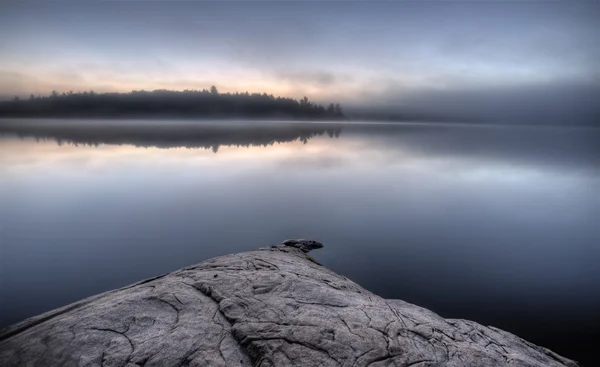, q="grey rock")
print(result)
[281,239,324,252]
[0,245,578,367]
